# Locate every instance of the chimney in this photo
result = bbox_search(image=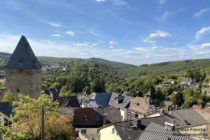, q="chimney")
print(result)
[164,122,175,131]
[160,108,164,115]
[131,119,141,128]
